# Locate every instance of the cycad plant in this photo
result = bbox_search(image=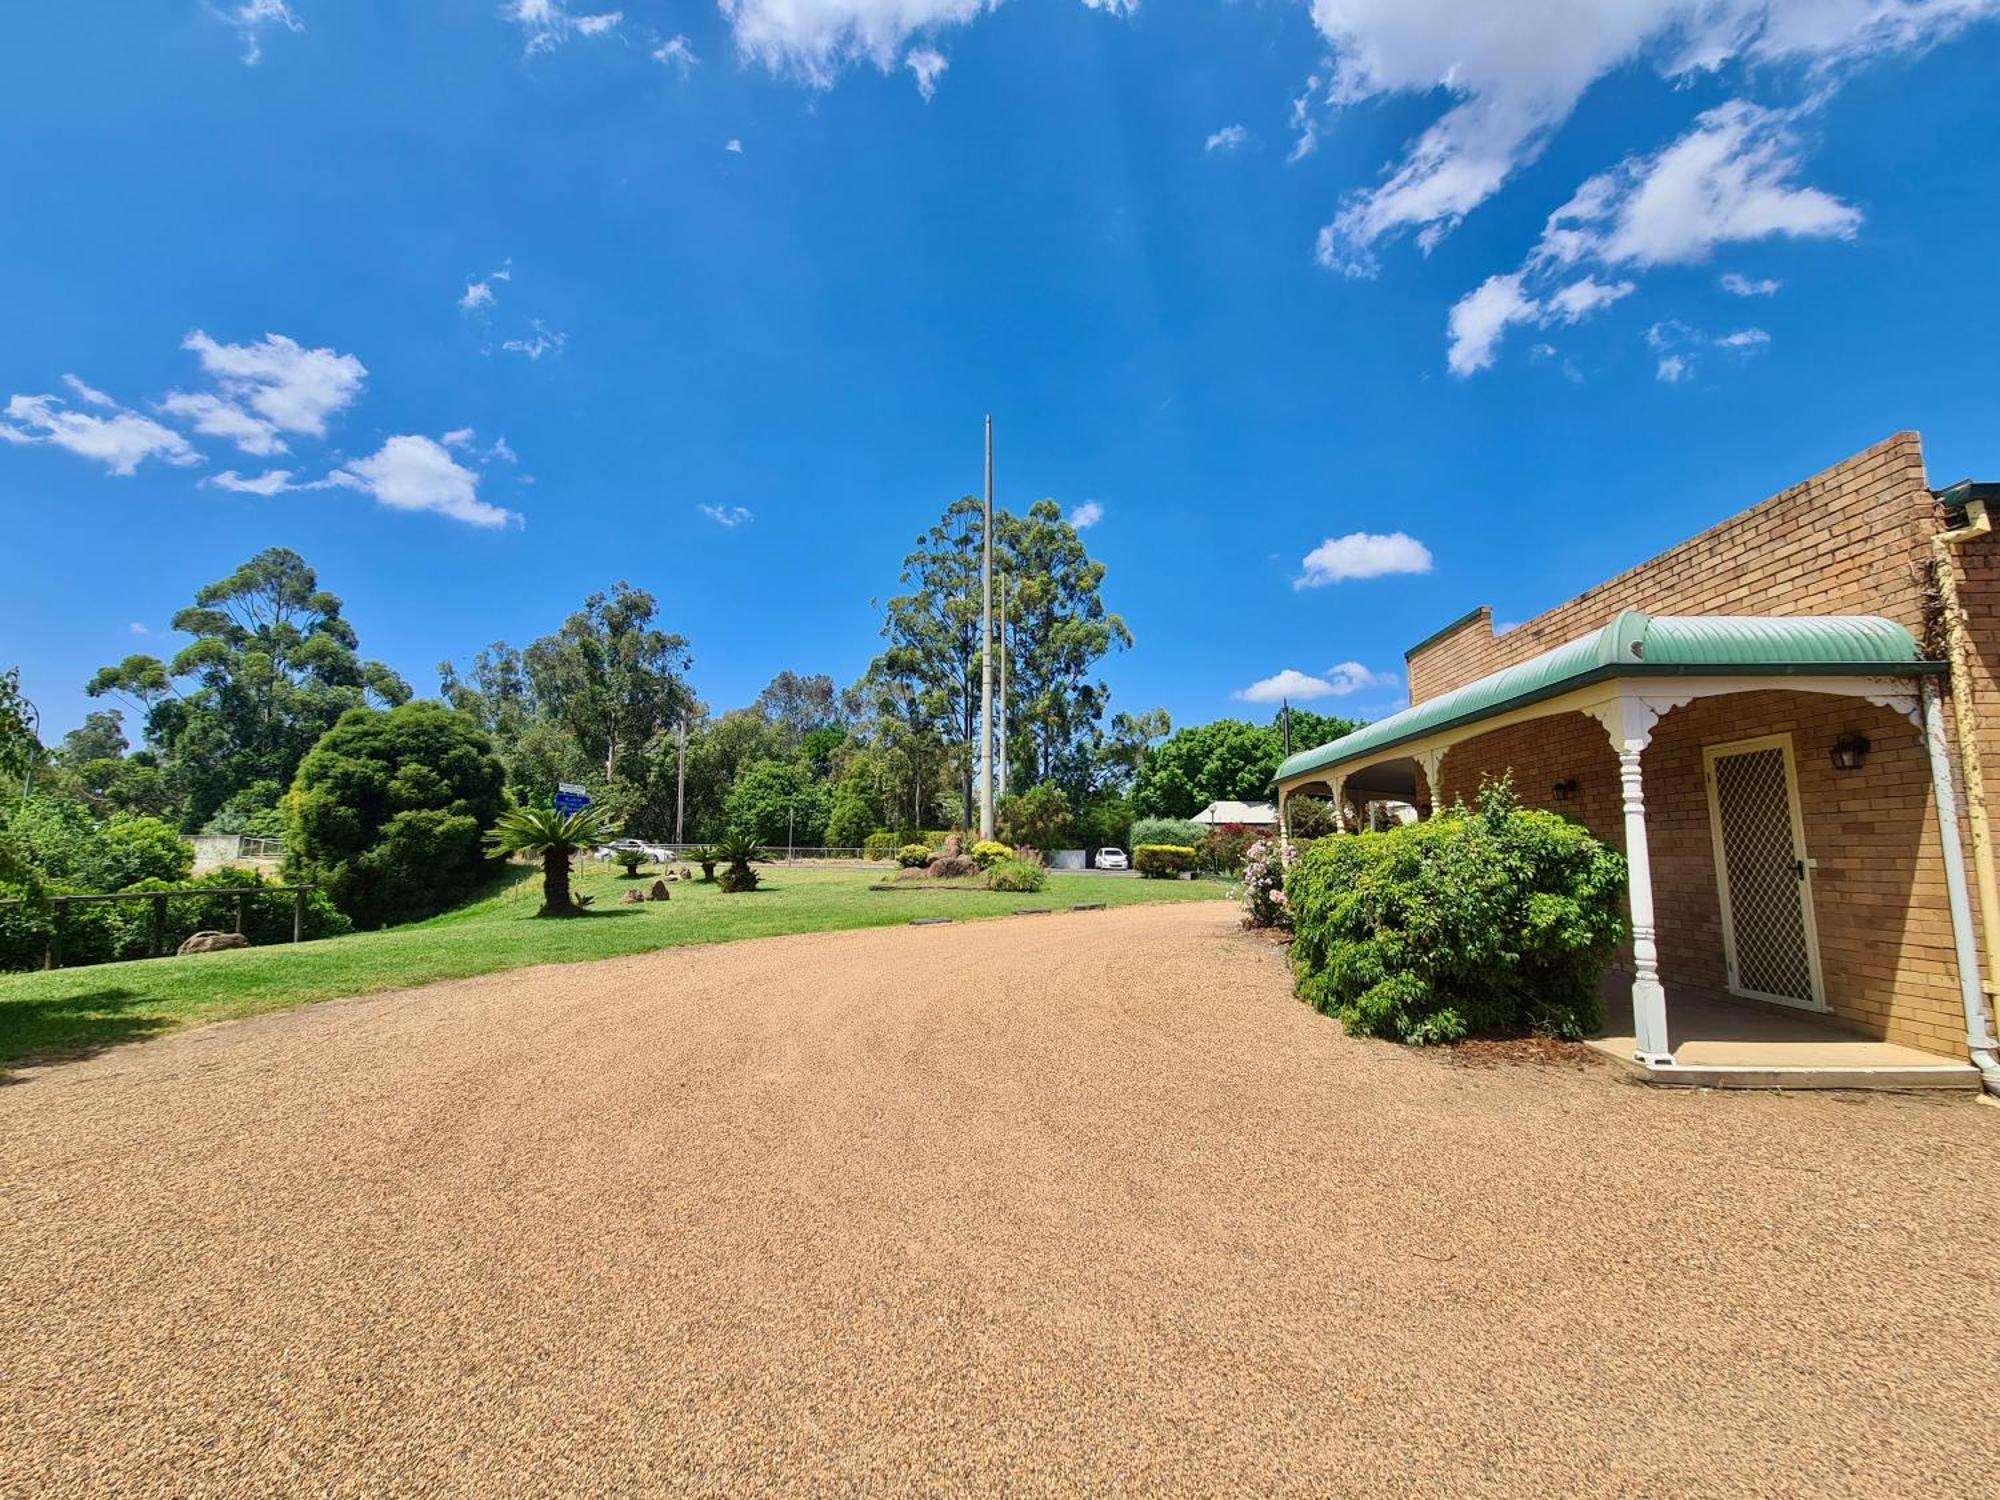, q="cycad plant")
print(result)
[708,831,770,894]
[484,803,618,916]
